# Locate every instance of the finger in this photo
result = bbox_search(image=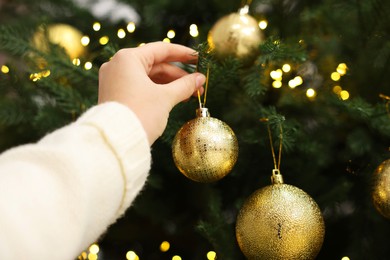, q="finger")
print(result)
[163,72,206,107]
[135,42,198,72]
[149,63,189,84]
